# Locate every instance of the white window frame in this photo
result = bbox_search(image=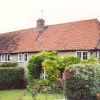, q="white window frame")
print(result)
[1,55,6,62]
[96,51,100,59]
[7,54,10,62]
[76,51,89,60]
[23,53,28,62]
[1,54,11,62]
[18,54,22,62]
[40,68,46,79]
